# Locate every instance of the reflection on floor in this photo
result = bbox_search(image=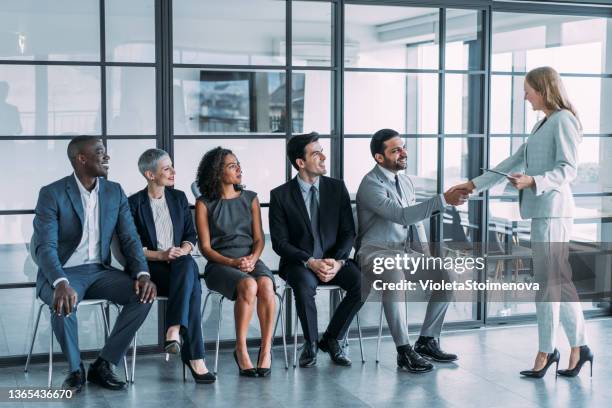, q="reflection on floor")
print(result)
[2,319,611,407]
